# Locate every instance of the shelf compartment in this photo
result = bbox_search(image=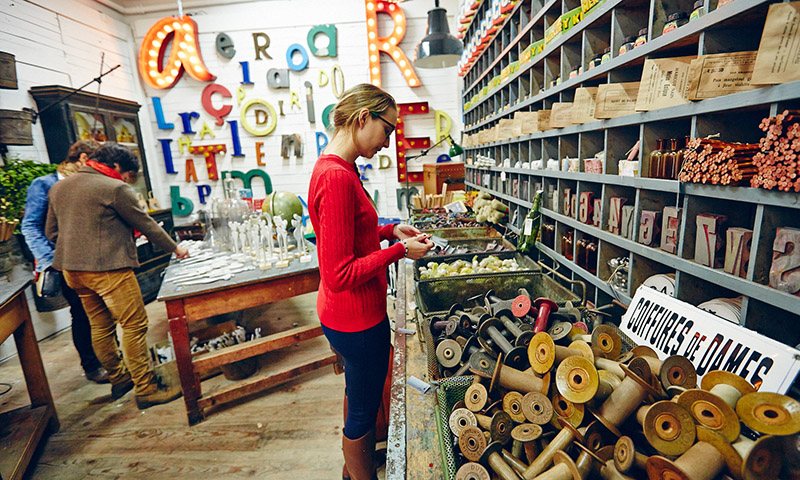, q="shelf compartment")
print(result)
[631,253,677,296]
[679,194,757,268]
[701,1,770,54]
[641,119,692,179]
[750,205,800,290]
[602,184,637,237]
[582,15,612,72]
[742,297,800,347]
[579,130,604,166]
[539,241,632,303]
[605,126,641,175]
[674,270,744,314]
[558,178,579,218]
[598,240,631,297]
[693,106,770,145]
[611,1,650,57]
[559,134,579,161]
